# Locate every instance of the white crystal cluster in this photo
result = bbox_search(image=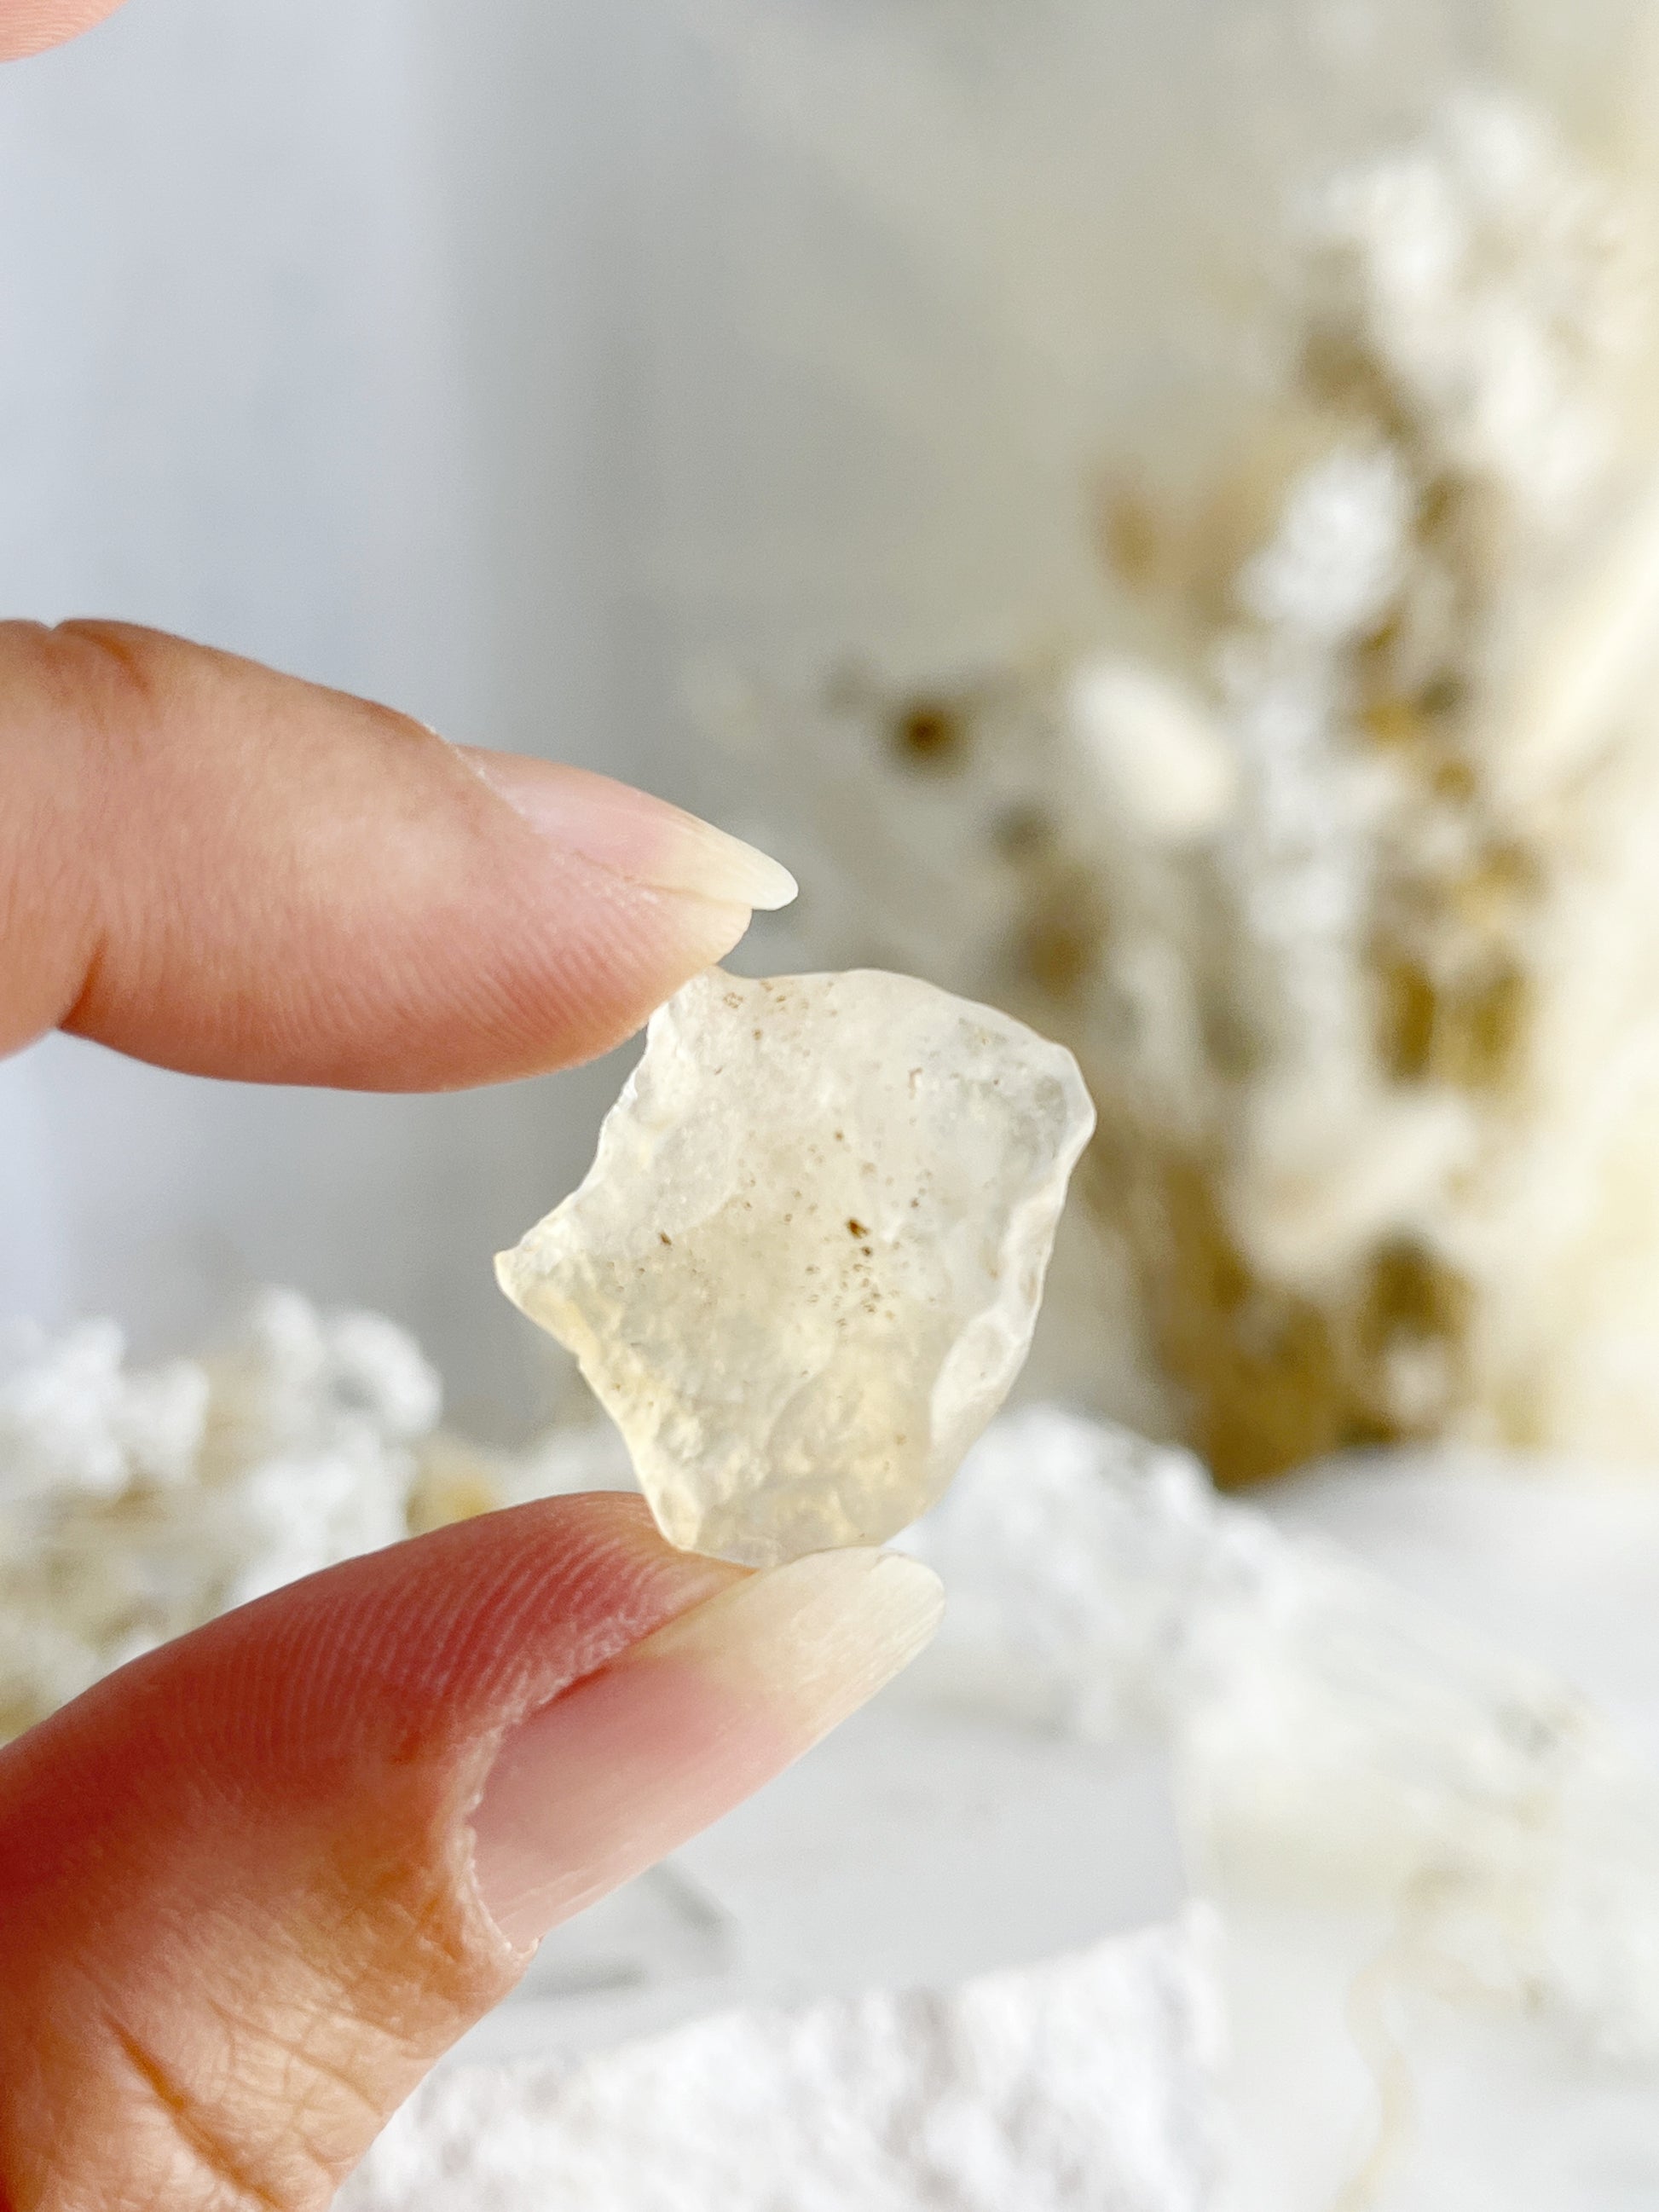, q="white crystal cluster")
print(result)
[0,1292,594,1744]
[497,969,1094,1567]
[5,1276,1656,2203]
[908,1408,1659,2057]
[341,1915,1221,2212]
[714,93,1659,1481]
[900,1407,1659,2206]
